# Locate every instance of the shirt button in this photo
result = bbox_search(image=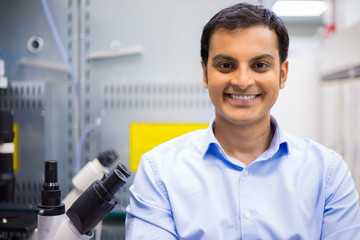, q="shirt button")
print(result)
[243,170,249,176]
[244,211,251,218]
